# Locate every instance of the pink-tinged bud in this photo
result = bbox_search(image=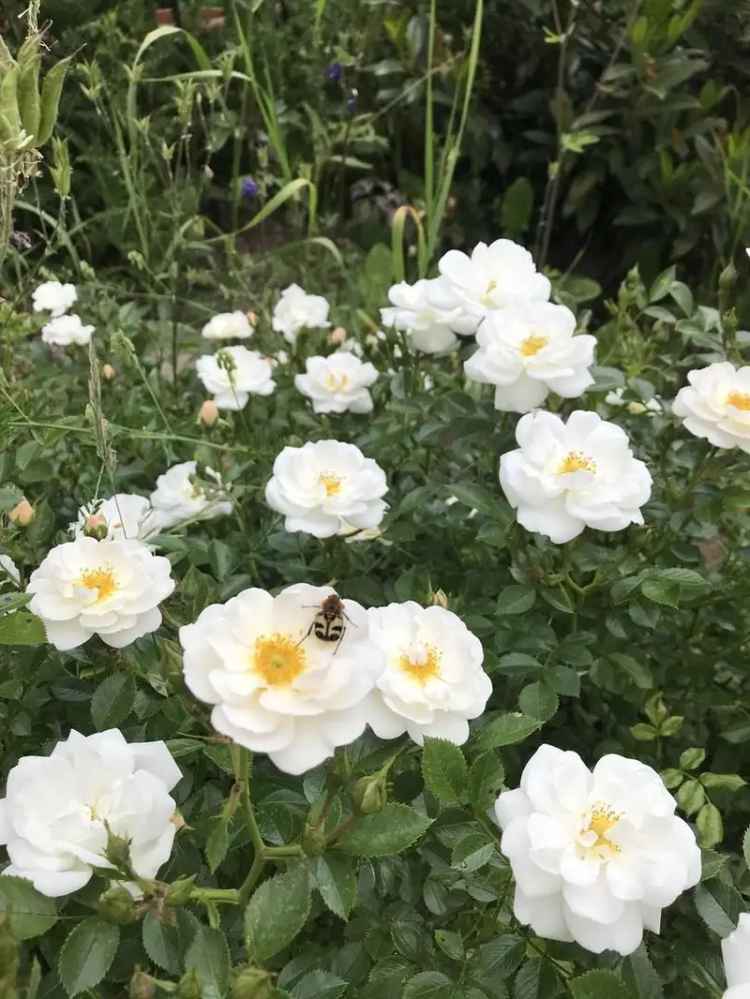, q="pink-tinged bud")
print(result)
[83,513,108,541]
[246,311,257,326]
[102,364,116,381]
[198,399,219,427]
[431,589,448,609]
[8,499,34,526]
[328,326,347,346]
